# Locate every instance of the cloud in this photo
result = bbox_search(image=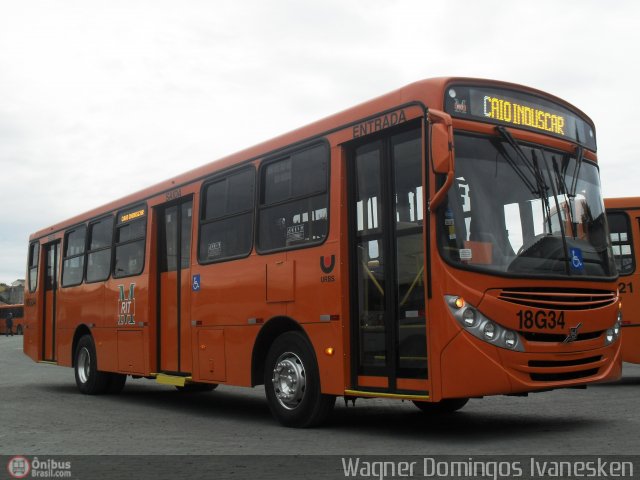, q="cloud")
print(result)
[1,0,639,282]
